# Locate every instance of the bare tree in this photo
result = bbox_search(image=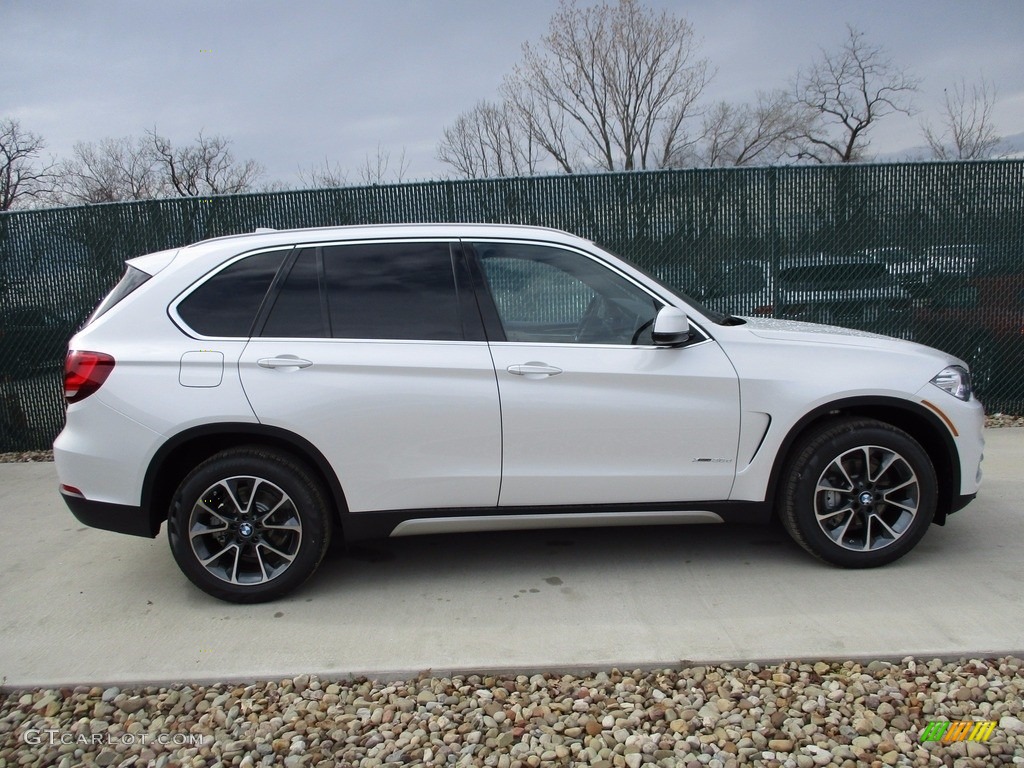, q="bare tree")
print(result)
[792,25,918,163]
[49,130,264,203]
[690,91,808,167]
[259,179,293,193]
[437,100,542,178]
[147,129,263,196]
[0,118,57,210]
[298,156,349,188]
[922,77,1001,160]
[356,144,411,185]
[502,0,711,173]
[55,136,162,204]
